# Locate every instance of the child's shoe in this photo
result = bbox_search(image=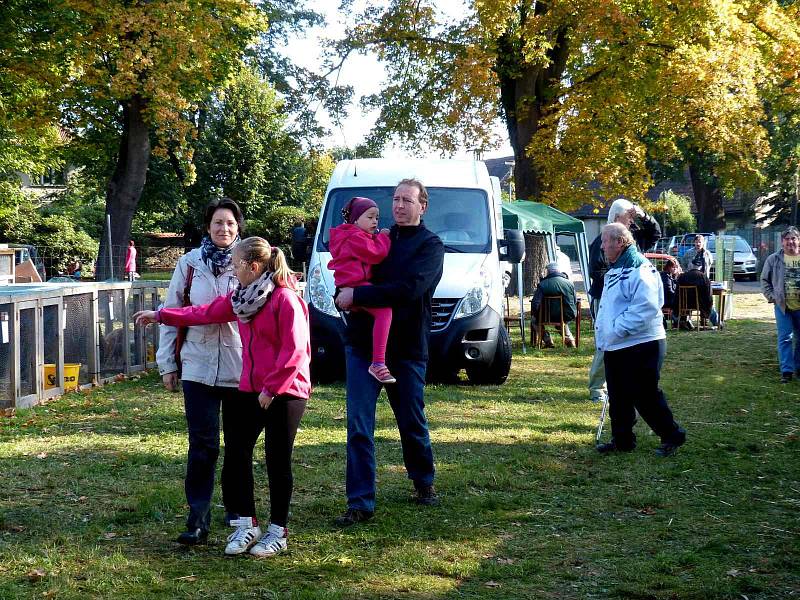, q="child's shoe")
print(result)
[224,517,262,555]
[368,363,396,384]
[249,523,288,557]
